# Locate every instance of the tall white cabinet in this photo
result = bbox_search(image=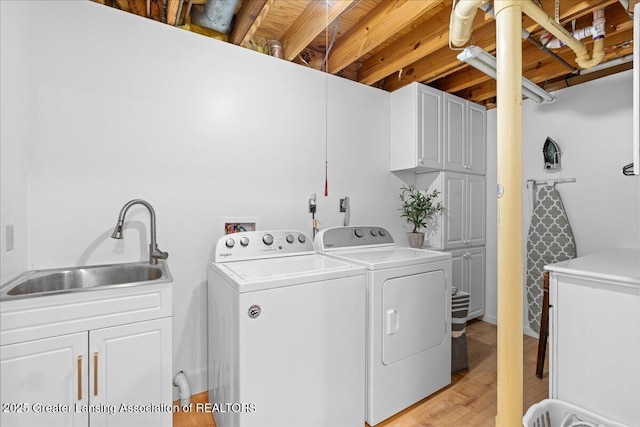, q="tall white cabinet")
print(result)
[391,82,487,319]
